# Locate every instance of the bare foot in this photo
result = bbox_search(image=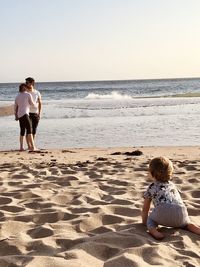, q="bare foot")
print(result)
[28,146,37,152]
[149,228,165,240]
[187,223,200,235]
[19,148,25,151]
